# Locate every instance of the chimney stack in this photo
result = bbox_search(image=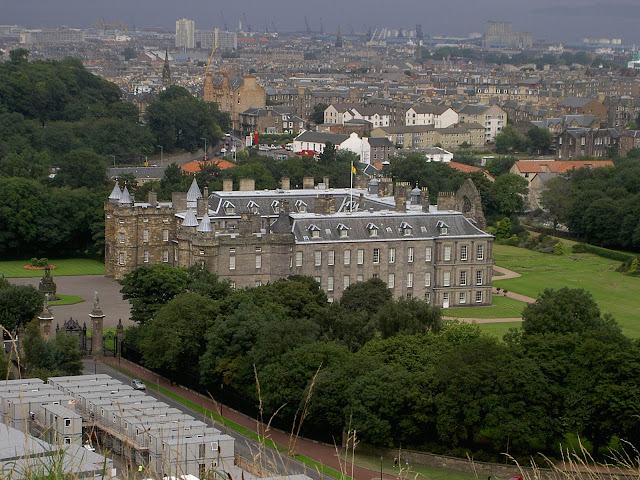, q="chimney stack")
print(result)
[223,179,233,192]
[281,177,290,190]
[239,178,255,191]
[303,177,315,189]
[148,191,158,208]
